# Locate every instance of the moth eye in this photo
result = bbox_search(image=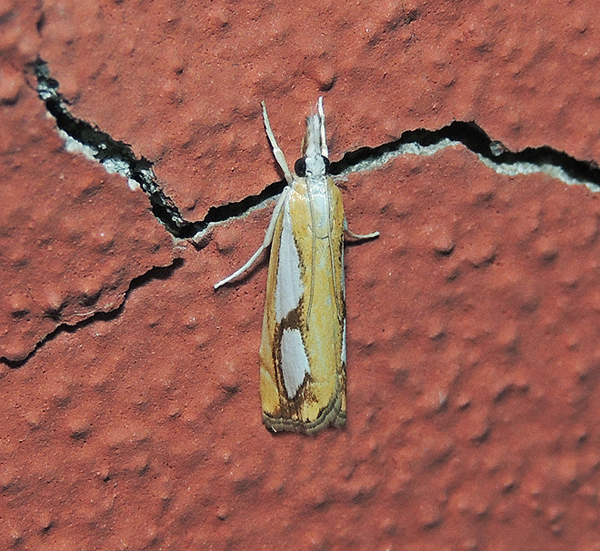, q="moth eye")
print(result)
[294,158,306,177]
[322,156,330,171]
